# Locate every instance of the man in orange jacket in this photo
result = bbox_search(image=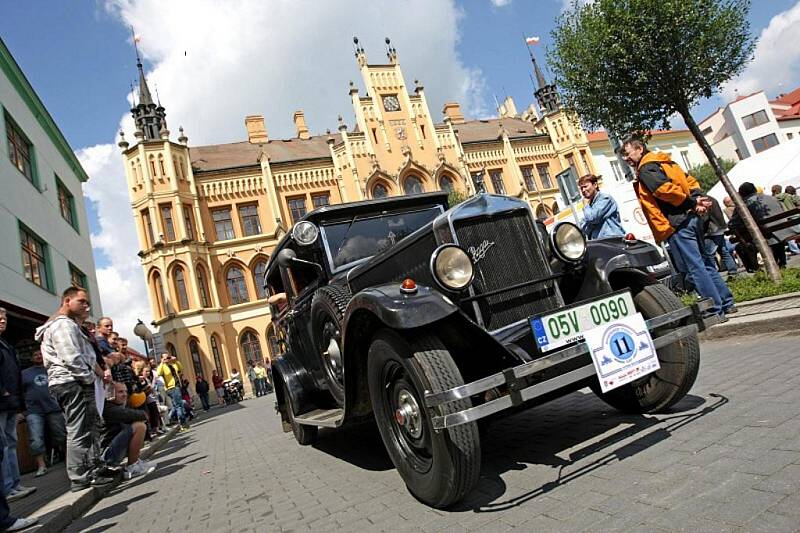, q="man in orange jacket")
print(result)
[621,137,734,319]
